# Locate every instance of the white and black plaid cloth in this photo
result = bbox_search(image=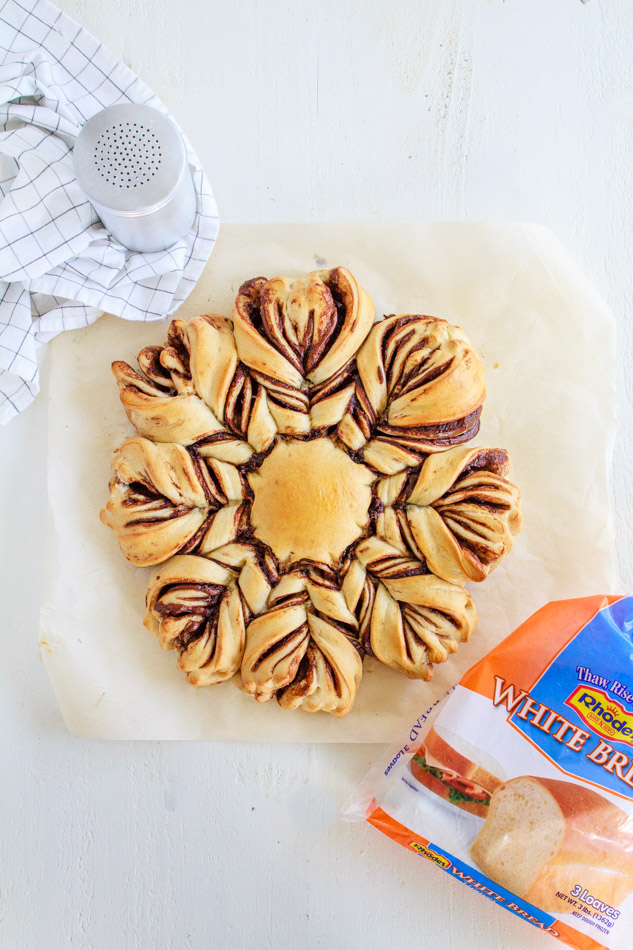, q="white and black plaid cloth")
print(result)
[0,0,219,423]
